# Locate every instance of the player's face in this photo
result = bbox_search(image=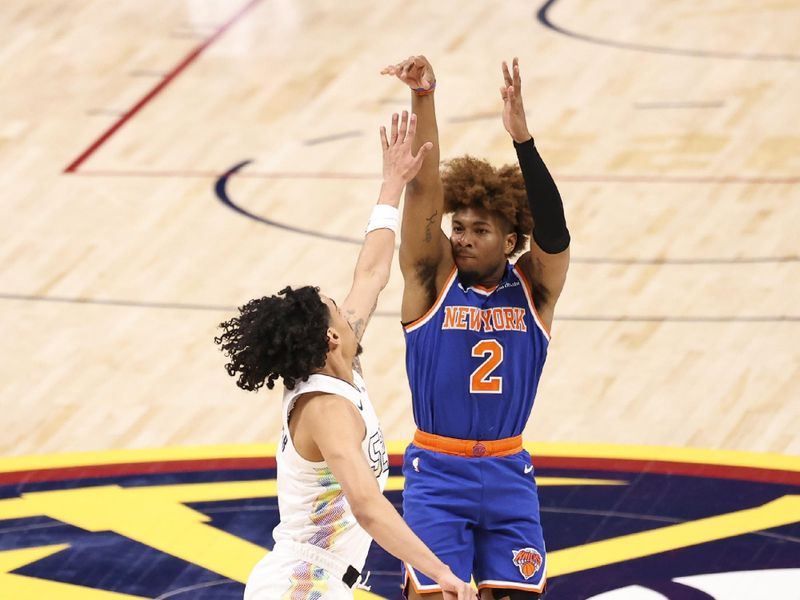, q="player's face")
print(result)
[450,207,515,280]
[320,295,360,359]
